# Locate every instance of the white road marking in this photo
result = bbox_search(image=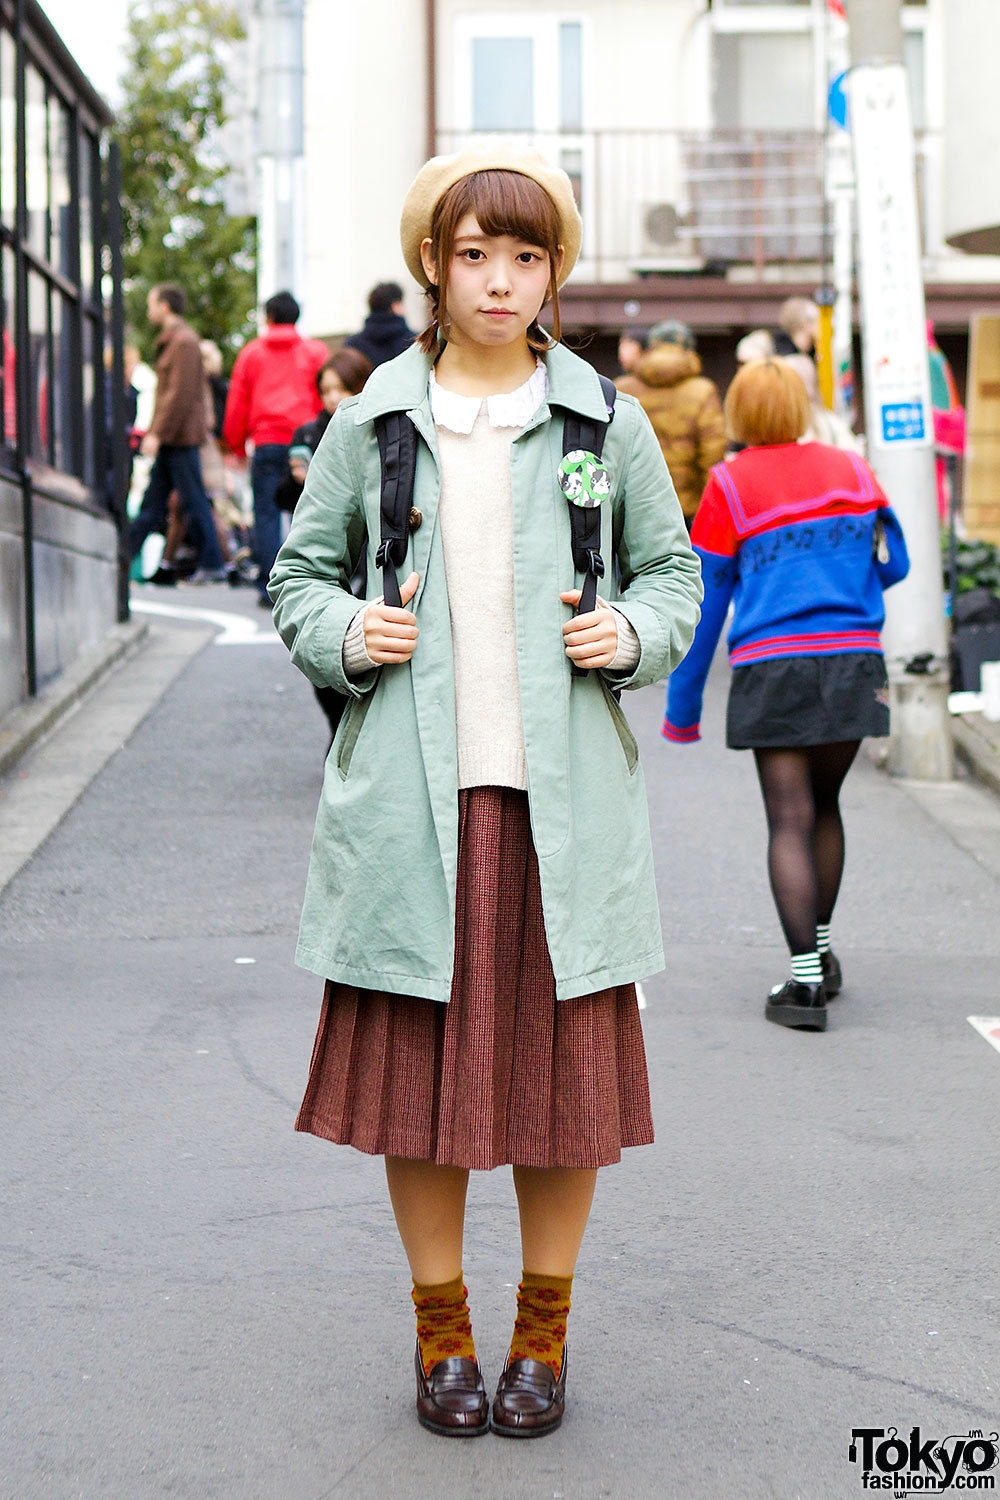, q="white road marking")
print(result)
[636,982,647,1011]
[967,1016,1000,1057]
[130,597,282,646]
